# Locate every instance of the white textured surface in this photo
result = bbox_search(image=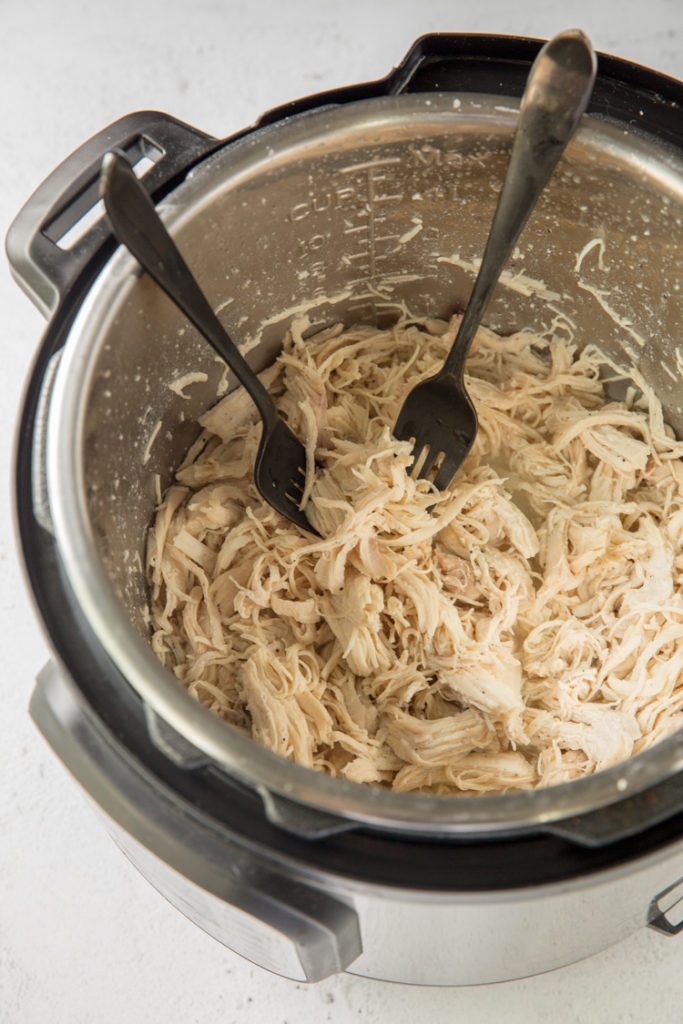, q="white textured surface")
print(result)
[1,1,681,1021]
